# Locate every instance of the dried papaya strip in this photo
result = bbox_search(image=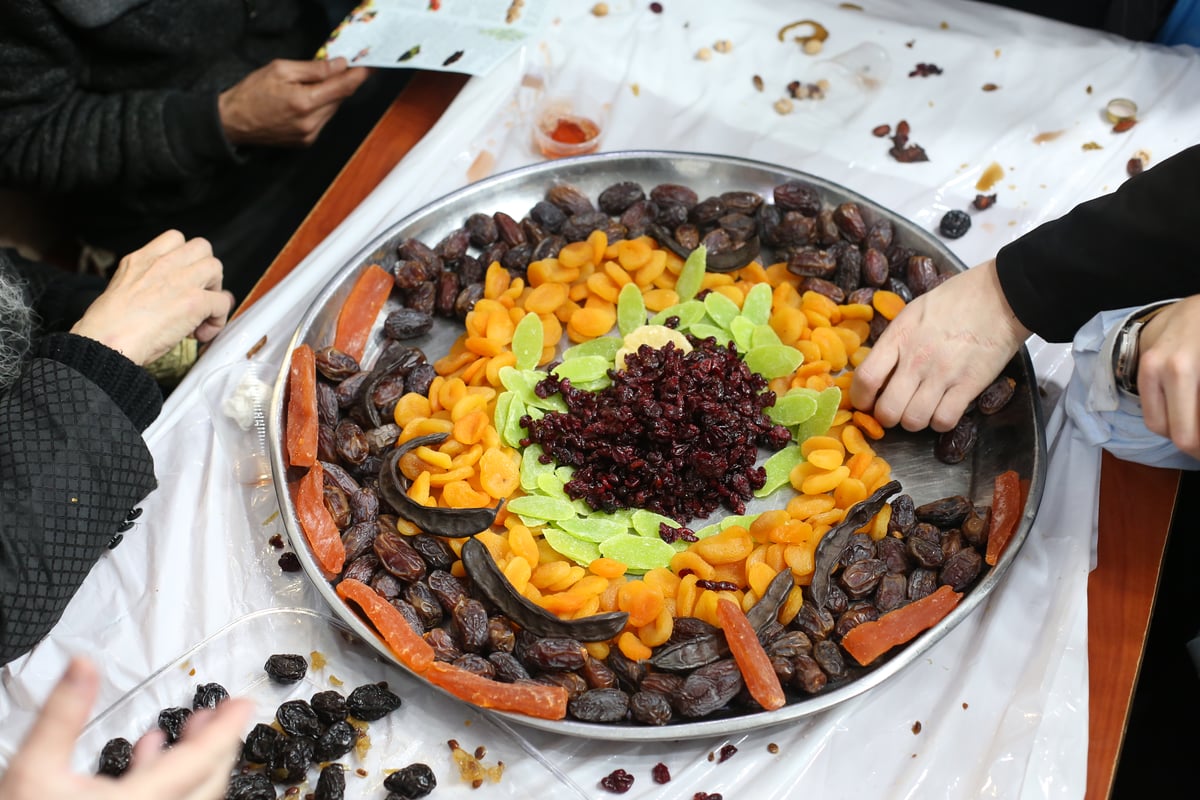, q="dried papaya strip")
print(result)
[336,577,435,673]
[285,344,318,468]
[984,469,1022,566]
[423,661,567,720]
[294,462,345,575]
[334,263,393,362]
[841,584,962,666]
[716,597,786,710]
